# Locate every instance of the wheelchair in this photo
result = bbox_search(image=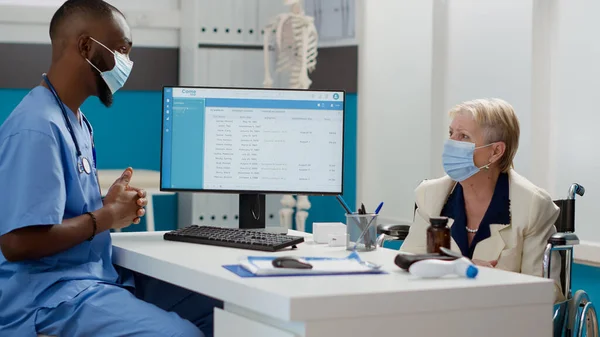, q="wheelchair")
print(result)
[377,183,598,336]
[545,183,598,337]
